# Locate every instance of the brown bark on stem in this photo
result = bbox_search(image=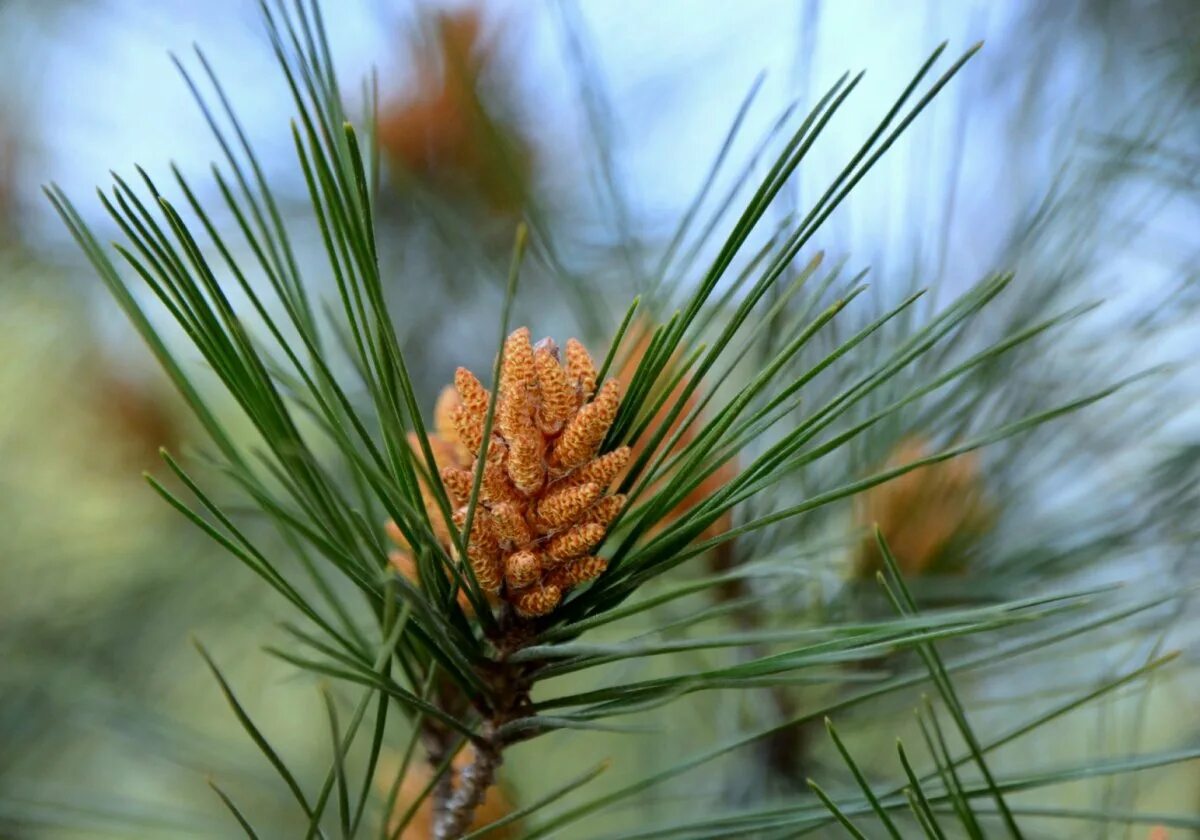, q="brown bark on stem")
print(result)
[432,737,499,840]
